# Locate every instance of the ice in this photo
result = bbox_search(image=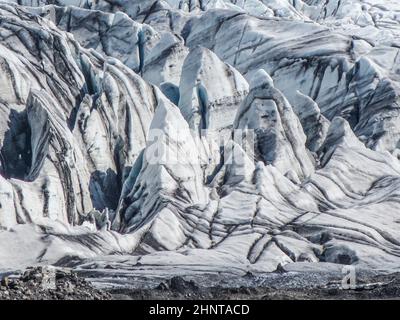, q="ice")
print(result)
[1,0,400,278]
